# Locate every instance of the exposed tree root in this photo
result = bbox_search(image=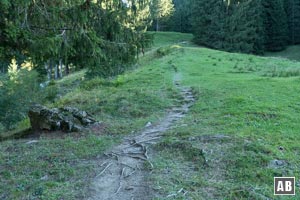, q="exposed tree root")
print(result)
[88,72,195,200]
